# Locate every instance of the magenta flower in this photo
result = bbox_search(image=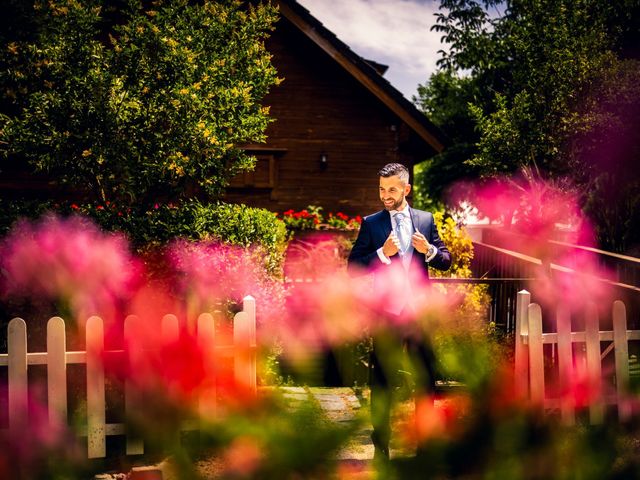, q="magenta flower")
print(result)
[166,240,287,326]
[0,215,140,318]
[278,262,455,359]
